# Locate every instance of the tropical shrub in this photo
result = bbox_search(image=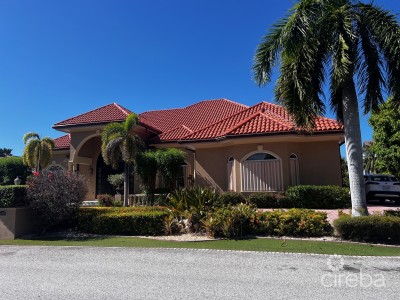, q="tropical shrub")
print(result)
[247,192,282,208]
[165,187,218,232]
[97,194,114,207]
[0,156,31,185]
[78,206,171,235]
[27,170,88,231]
[383,210,400,218]
[107,173,124,194]
[334,215,400,244]
[0,185,28,207]
[284,185,351,209]
[135,150,158,204]
[156,148,186,191]
[212,192,246,207]
[204,203,256,238]
[256,209,333,237]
